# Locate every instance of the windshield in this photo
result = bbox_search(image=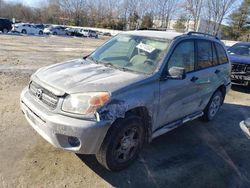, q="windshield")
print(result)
[89,34,170,74]
[228,44,250,57]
